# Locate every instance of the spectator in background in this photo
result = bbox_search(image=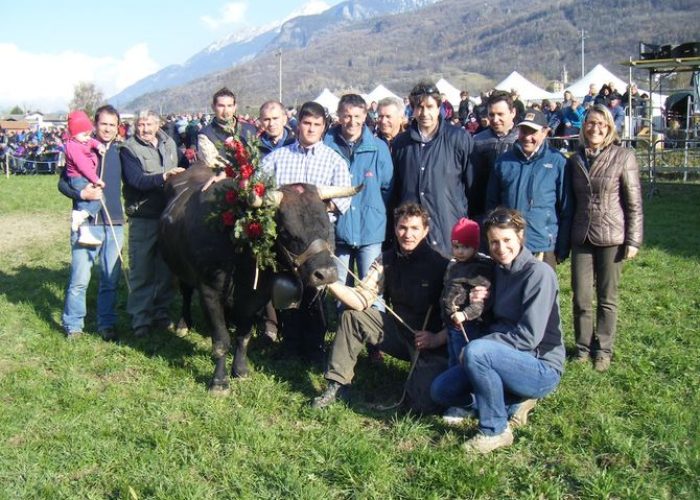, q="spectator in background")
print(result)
[608,96,625,135]
[458,90,472,125]
[583,83,598,109]
[511,89,525,123]
[562,98,585,137]
[439,94,454,121]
